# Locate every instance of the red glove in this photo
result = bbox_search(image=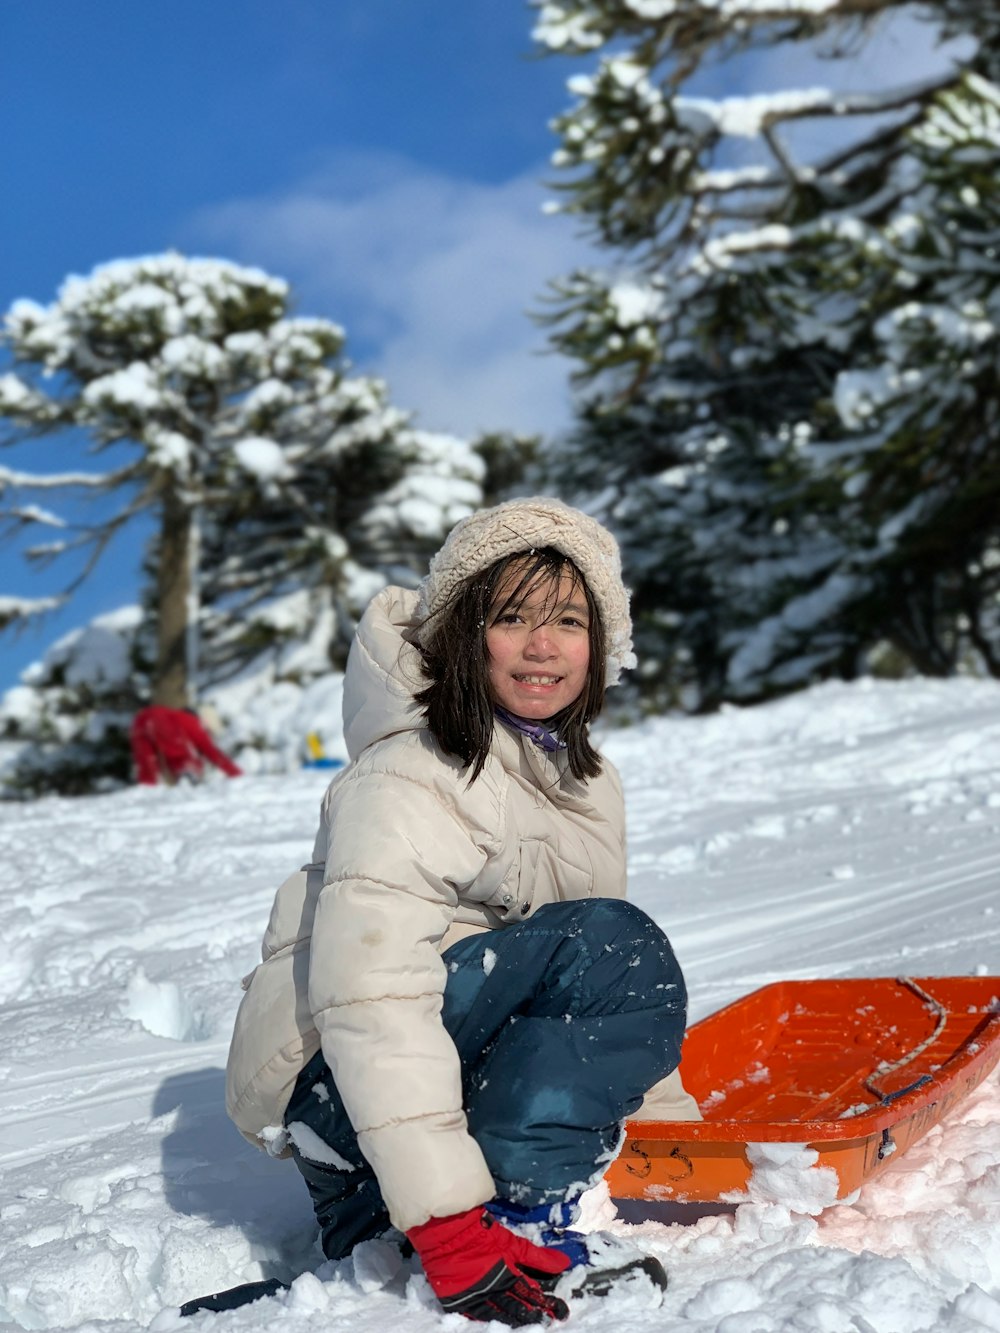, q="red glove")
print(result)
[407,1206,571,1325]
